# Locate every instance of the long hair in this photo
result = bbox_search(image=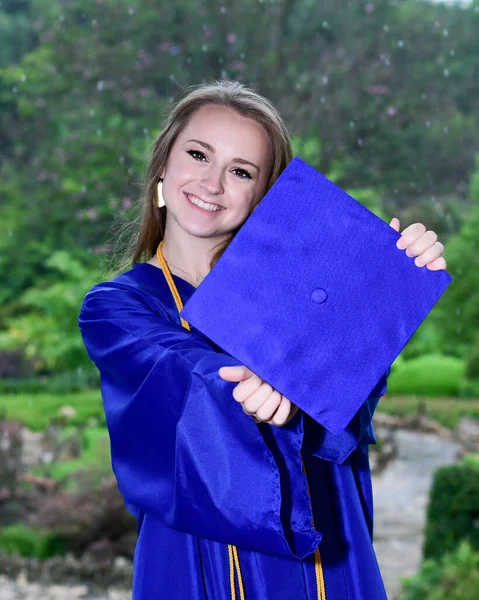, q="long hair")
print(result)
[109,80,293,277]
